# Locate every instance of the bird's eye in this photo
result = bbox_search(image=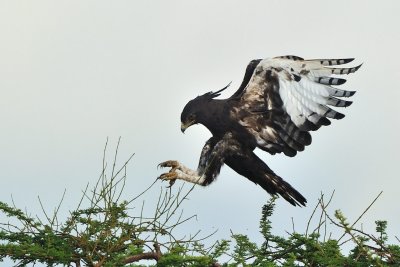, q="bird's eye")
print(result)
[188,114,195,121]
